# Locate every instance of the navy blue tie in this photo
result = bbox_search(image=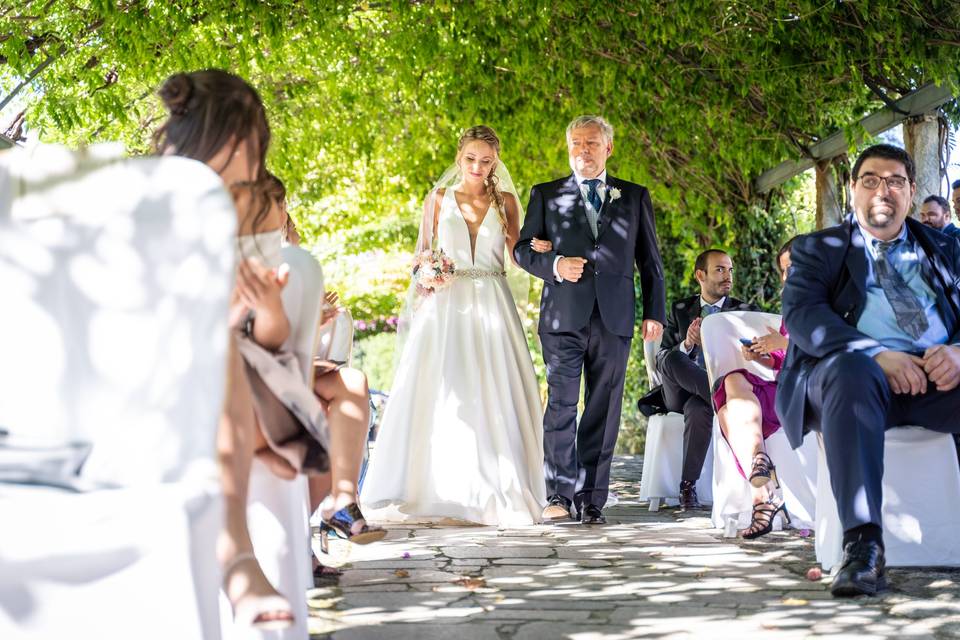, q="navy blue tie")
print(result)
[584,179,603,212]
